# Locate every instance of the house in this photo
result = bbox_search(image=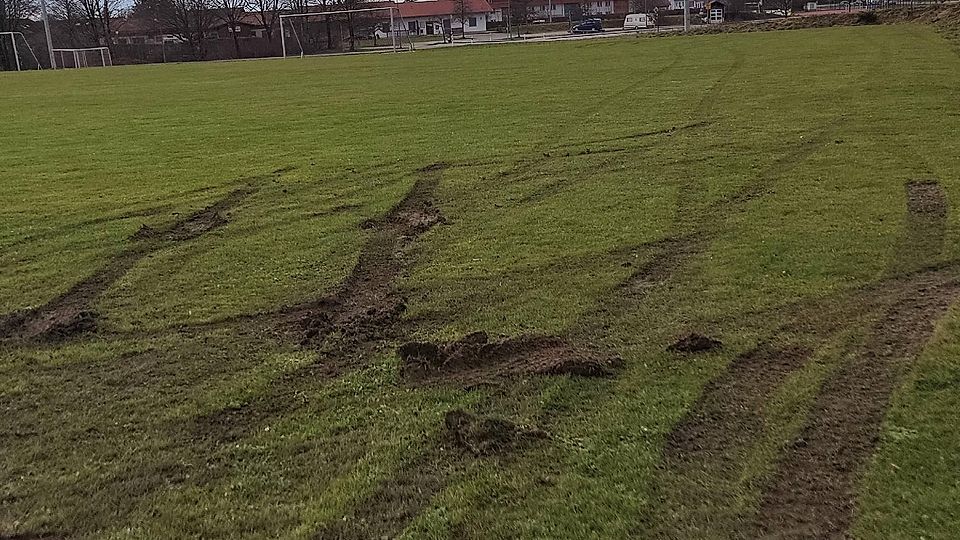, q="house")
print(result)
[667,0,706,10]
[487,0,630,23]
[704,0,725,21]
[379,0,496,35]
